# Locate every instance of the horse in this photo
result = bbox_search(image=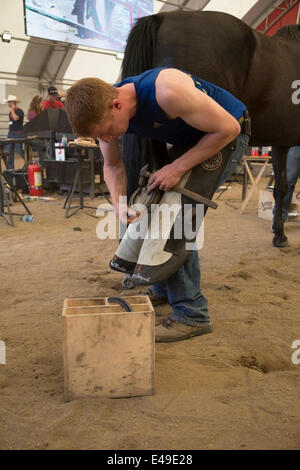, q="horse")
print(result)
[120,10,300,248]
